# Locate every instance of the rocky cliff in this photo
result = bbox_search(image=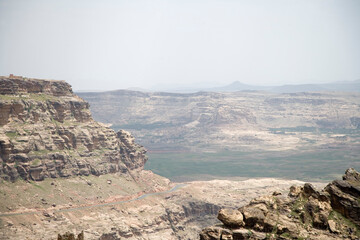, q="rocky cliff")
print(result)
[0,76,147,182]
[200,168,360,240]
